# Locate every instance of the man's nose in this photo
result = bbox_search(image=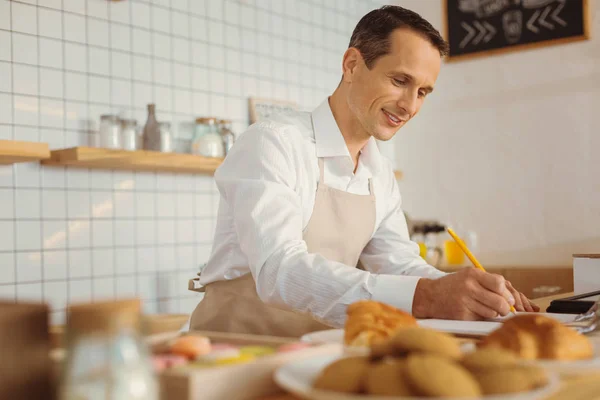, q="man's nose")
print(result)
[396,91,418,118]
